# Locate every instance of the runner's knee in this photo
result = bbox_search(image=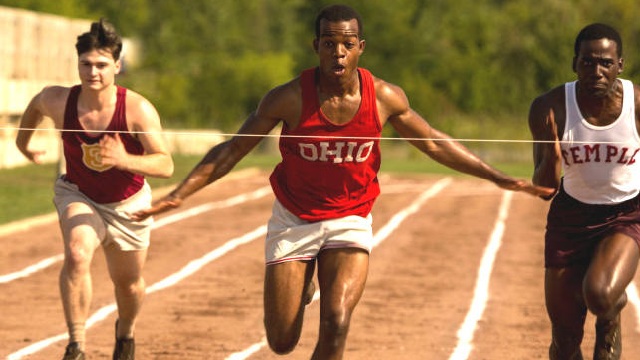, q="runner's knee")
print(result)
[64,247,93,276]
[584,287,626,318]
[266,332,298,355]
[319,310,351,341]
[264,315,303,355]
[113,276,144,296]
